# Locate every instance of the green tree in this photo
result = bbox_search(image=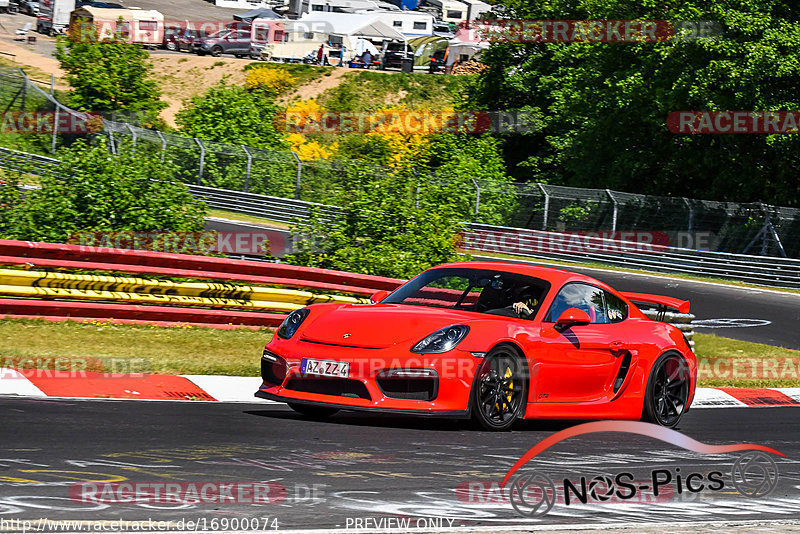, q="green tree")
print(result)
[4,139,206,242]
[0,172,24,239]
[284,173,466,279]
[176,81,284,149]
[55,28,165,120]
[468,0,800,206]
